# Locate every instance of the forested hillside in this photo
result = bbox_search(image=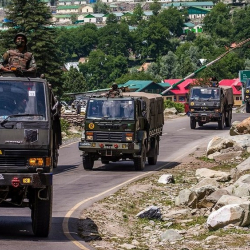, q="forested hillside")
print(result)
[0,1,250,97]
